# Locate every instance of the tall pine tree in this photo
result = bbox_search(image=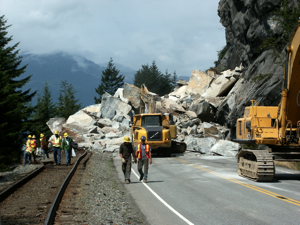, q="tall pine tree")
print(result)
[0,15,36,170]
[31,82,56,137]
[57,80,82,119]
[94,58,125,103]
